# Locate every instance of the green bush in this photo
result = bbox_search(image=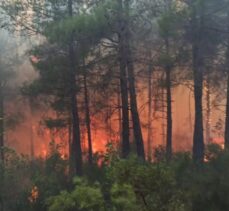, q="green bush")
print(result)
[4,144,229,211]
[47,178,105,211]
